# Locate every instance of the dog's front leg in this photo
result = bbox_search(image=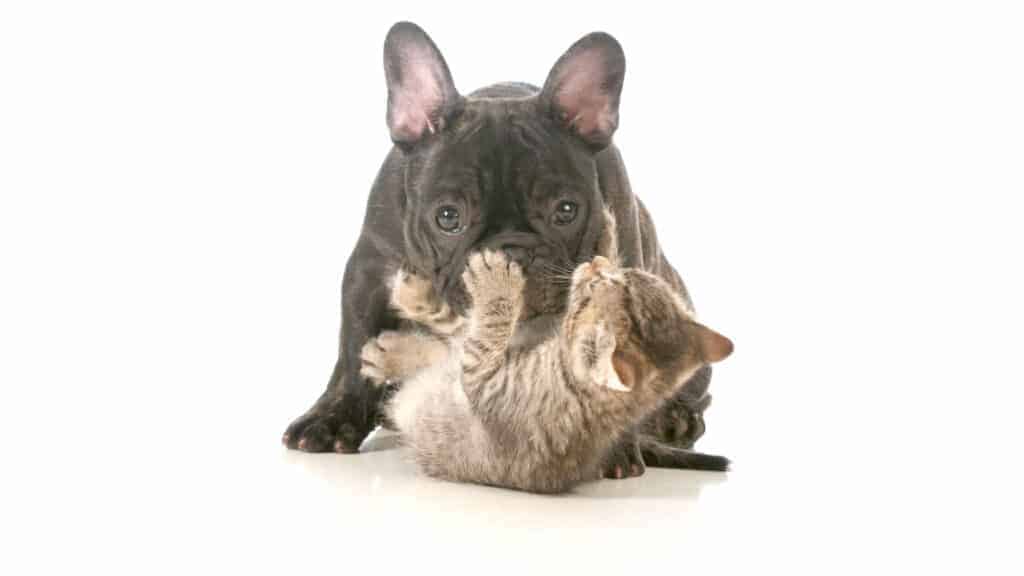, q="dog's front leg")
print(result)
[283,248,398,453]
